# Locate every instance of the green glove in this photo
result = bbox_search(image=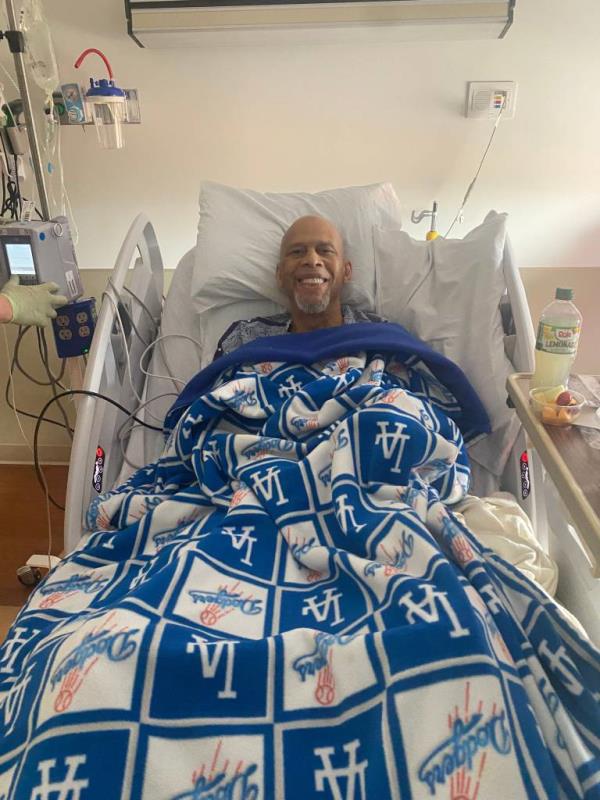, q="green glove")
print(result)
[0,275,68,327]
